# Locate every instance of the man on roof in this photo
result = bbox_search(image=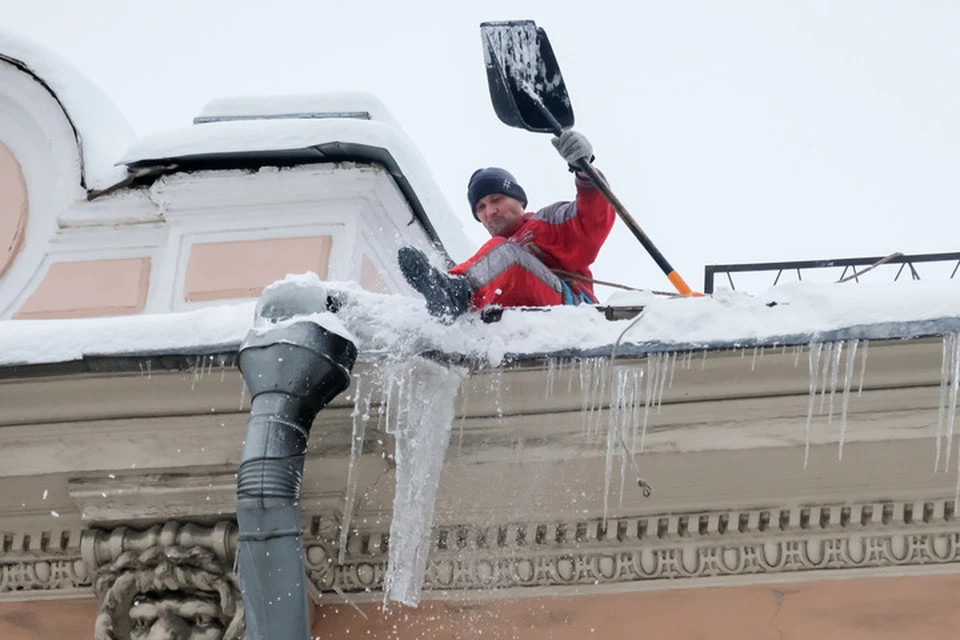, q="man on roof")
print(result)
[398,130,615,320]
